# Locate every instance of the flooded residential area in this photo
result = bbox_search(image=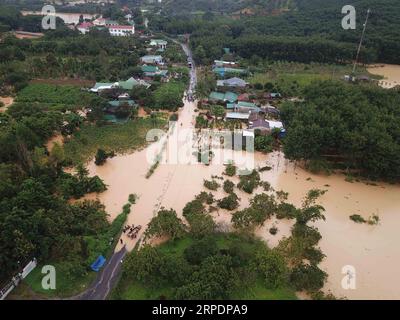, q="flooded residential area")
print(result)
[85,125,400,299]
[2,0,400,306]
